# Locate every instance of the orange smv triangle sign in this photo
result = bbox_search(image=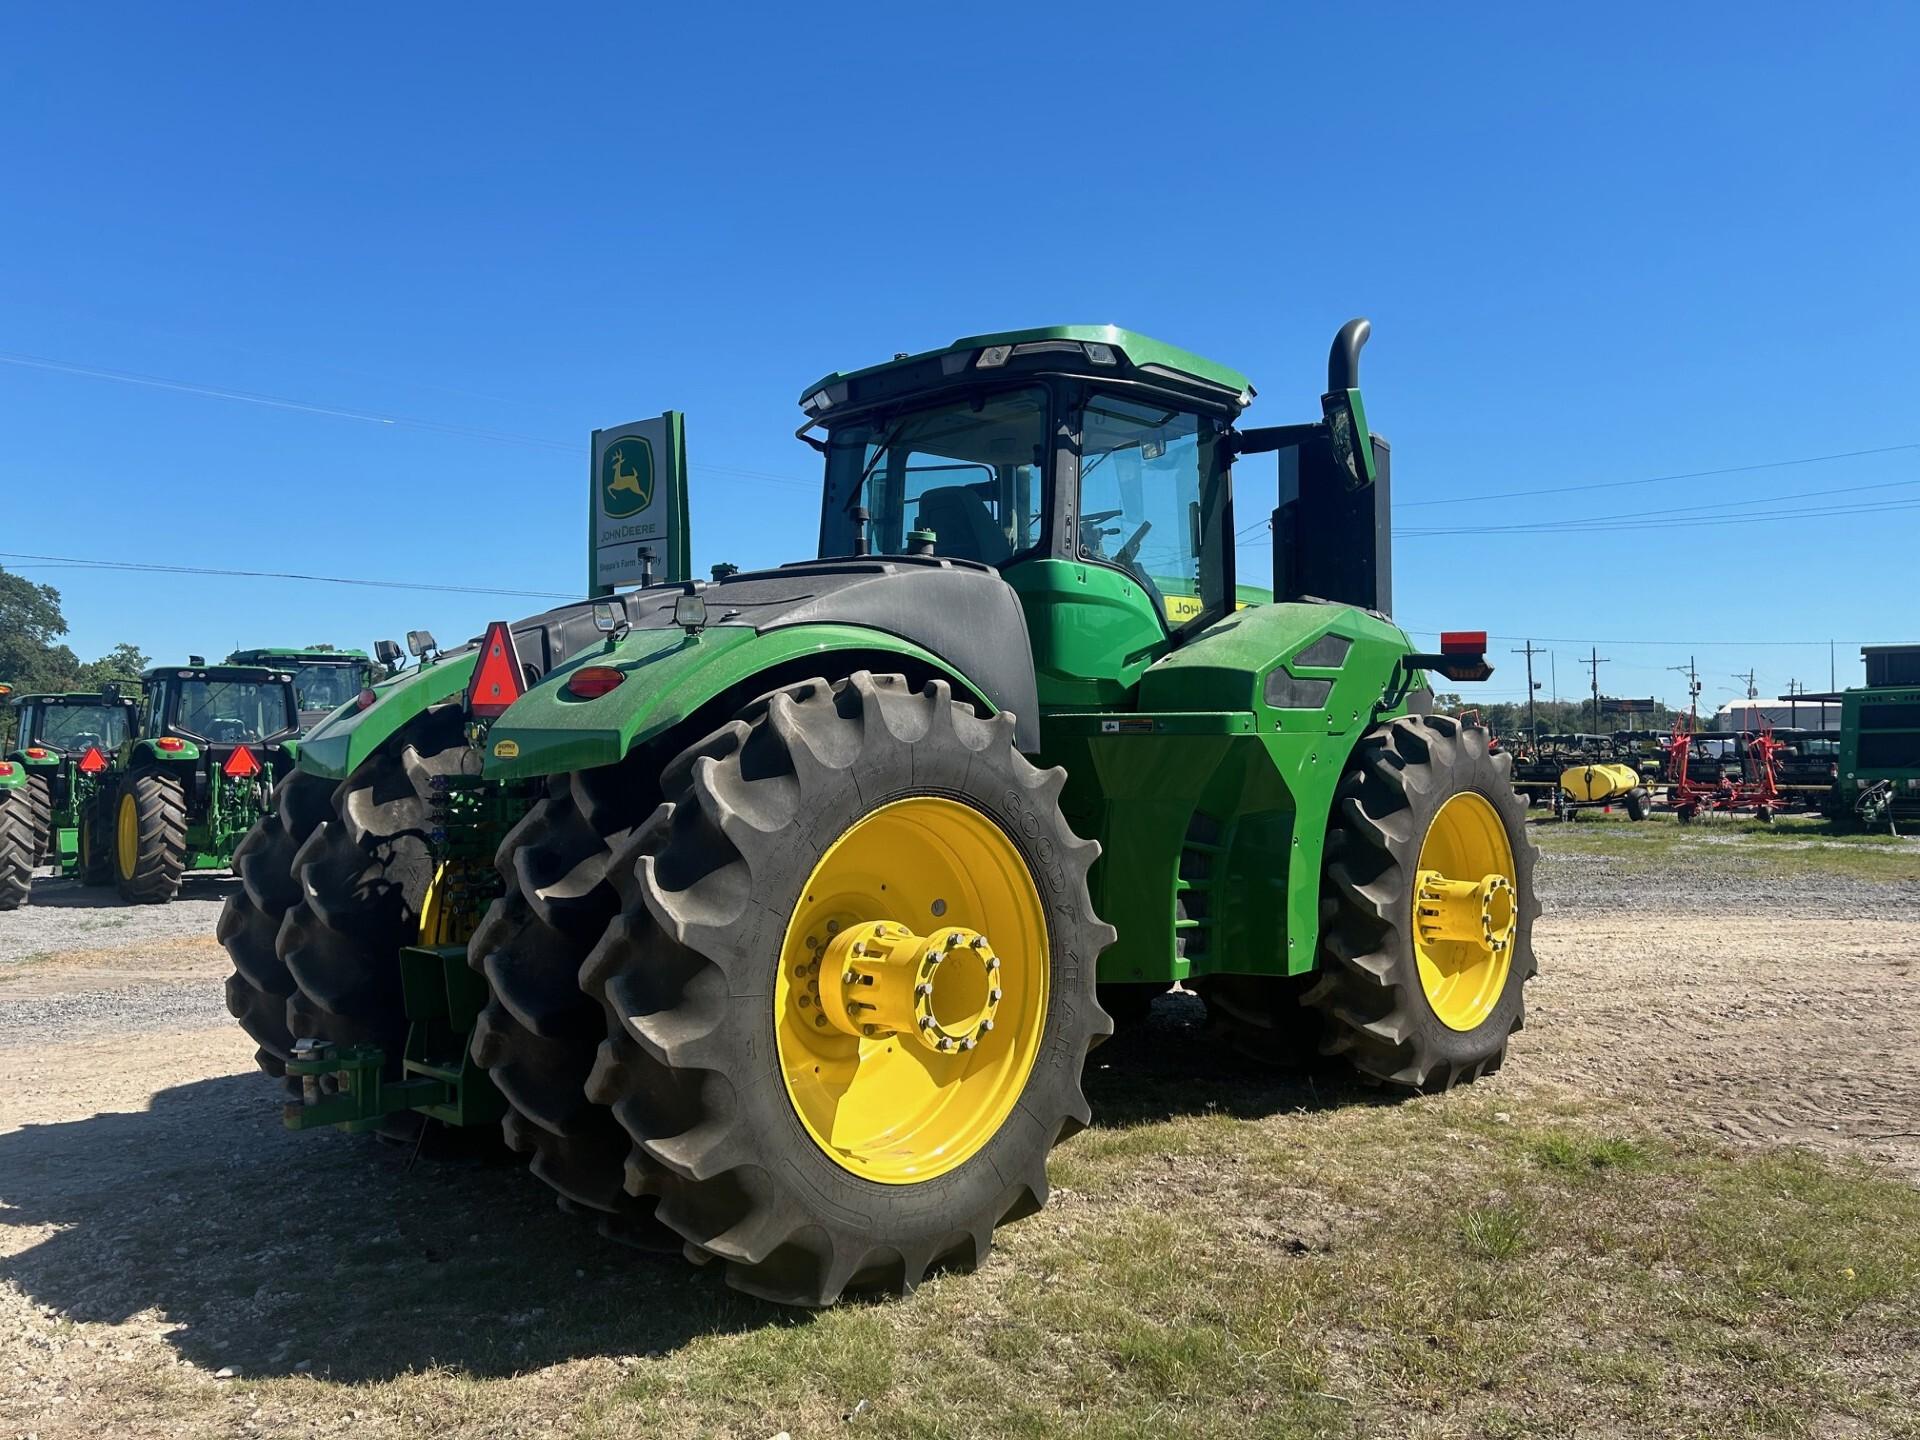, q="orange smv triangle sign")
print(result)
[465,621,525,719]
